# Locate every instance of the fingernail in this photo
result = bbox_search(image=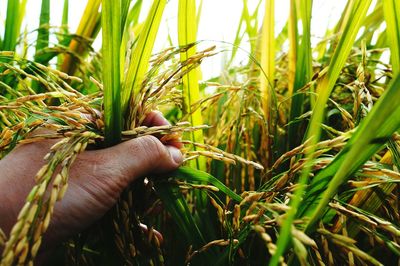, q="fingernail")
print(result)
[166,146,183,164]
